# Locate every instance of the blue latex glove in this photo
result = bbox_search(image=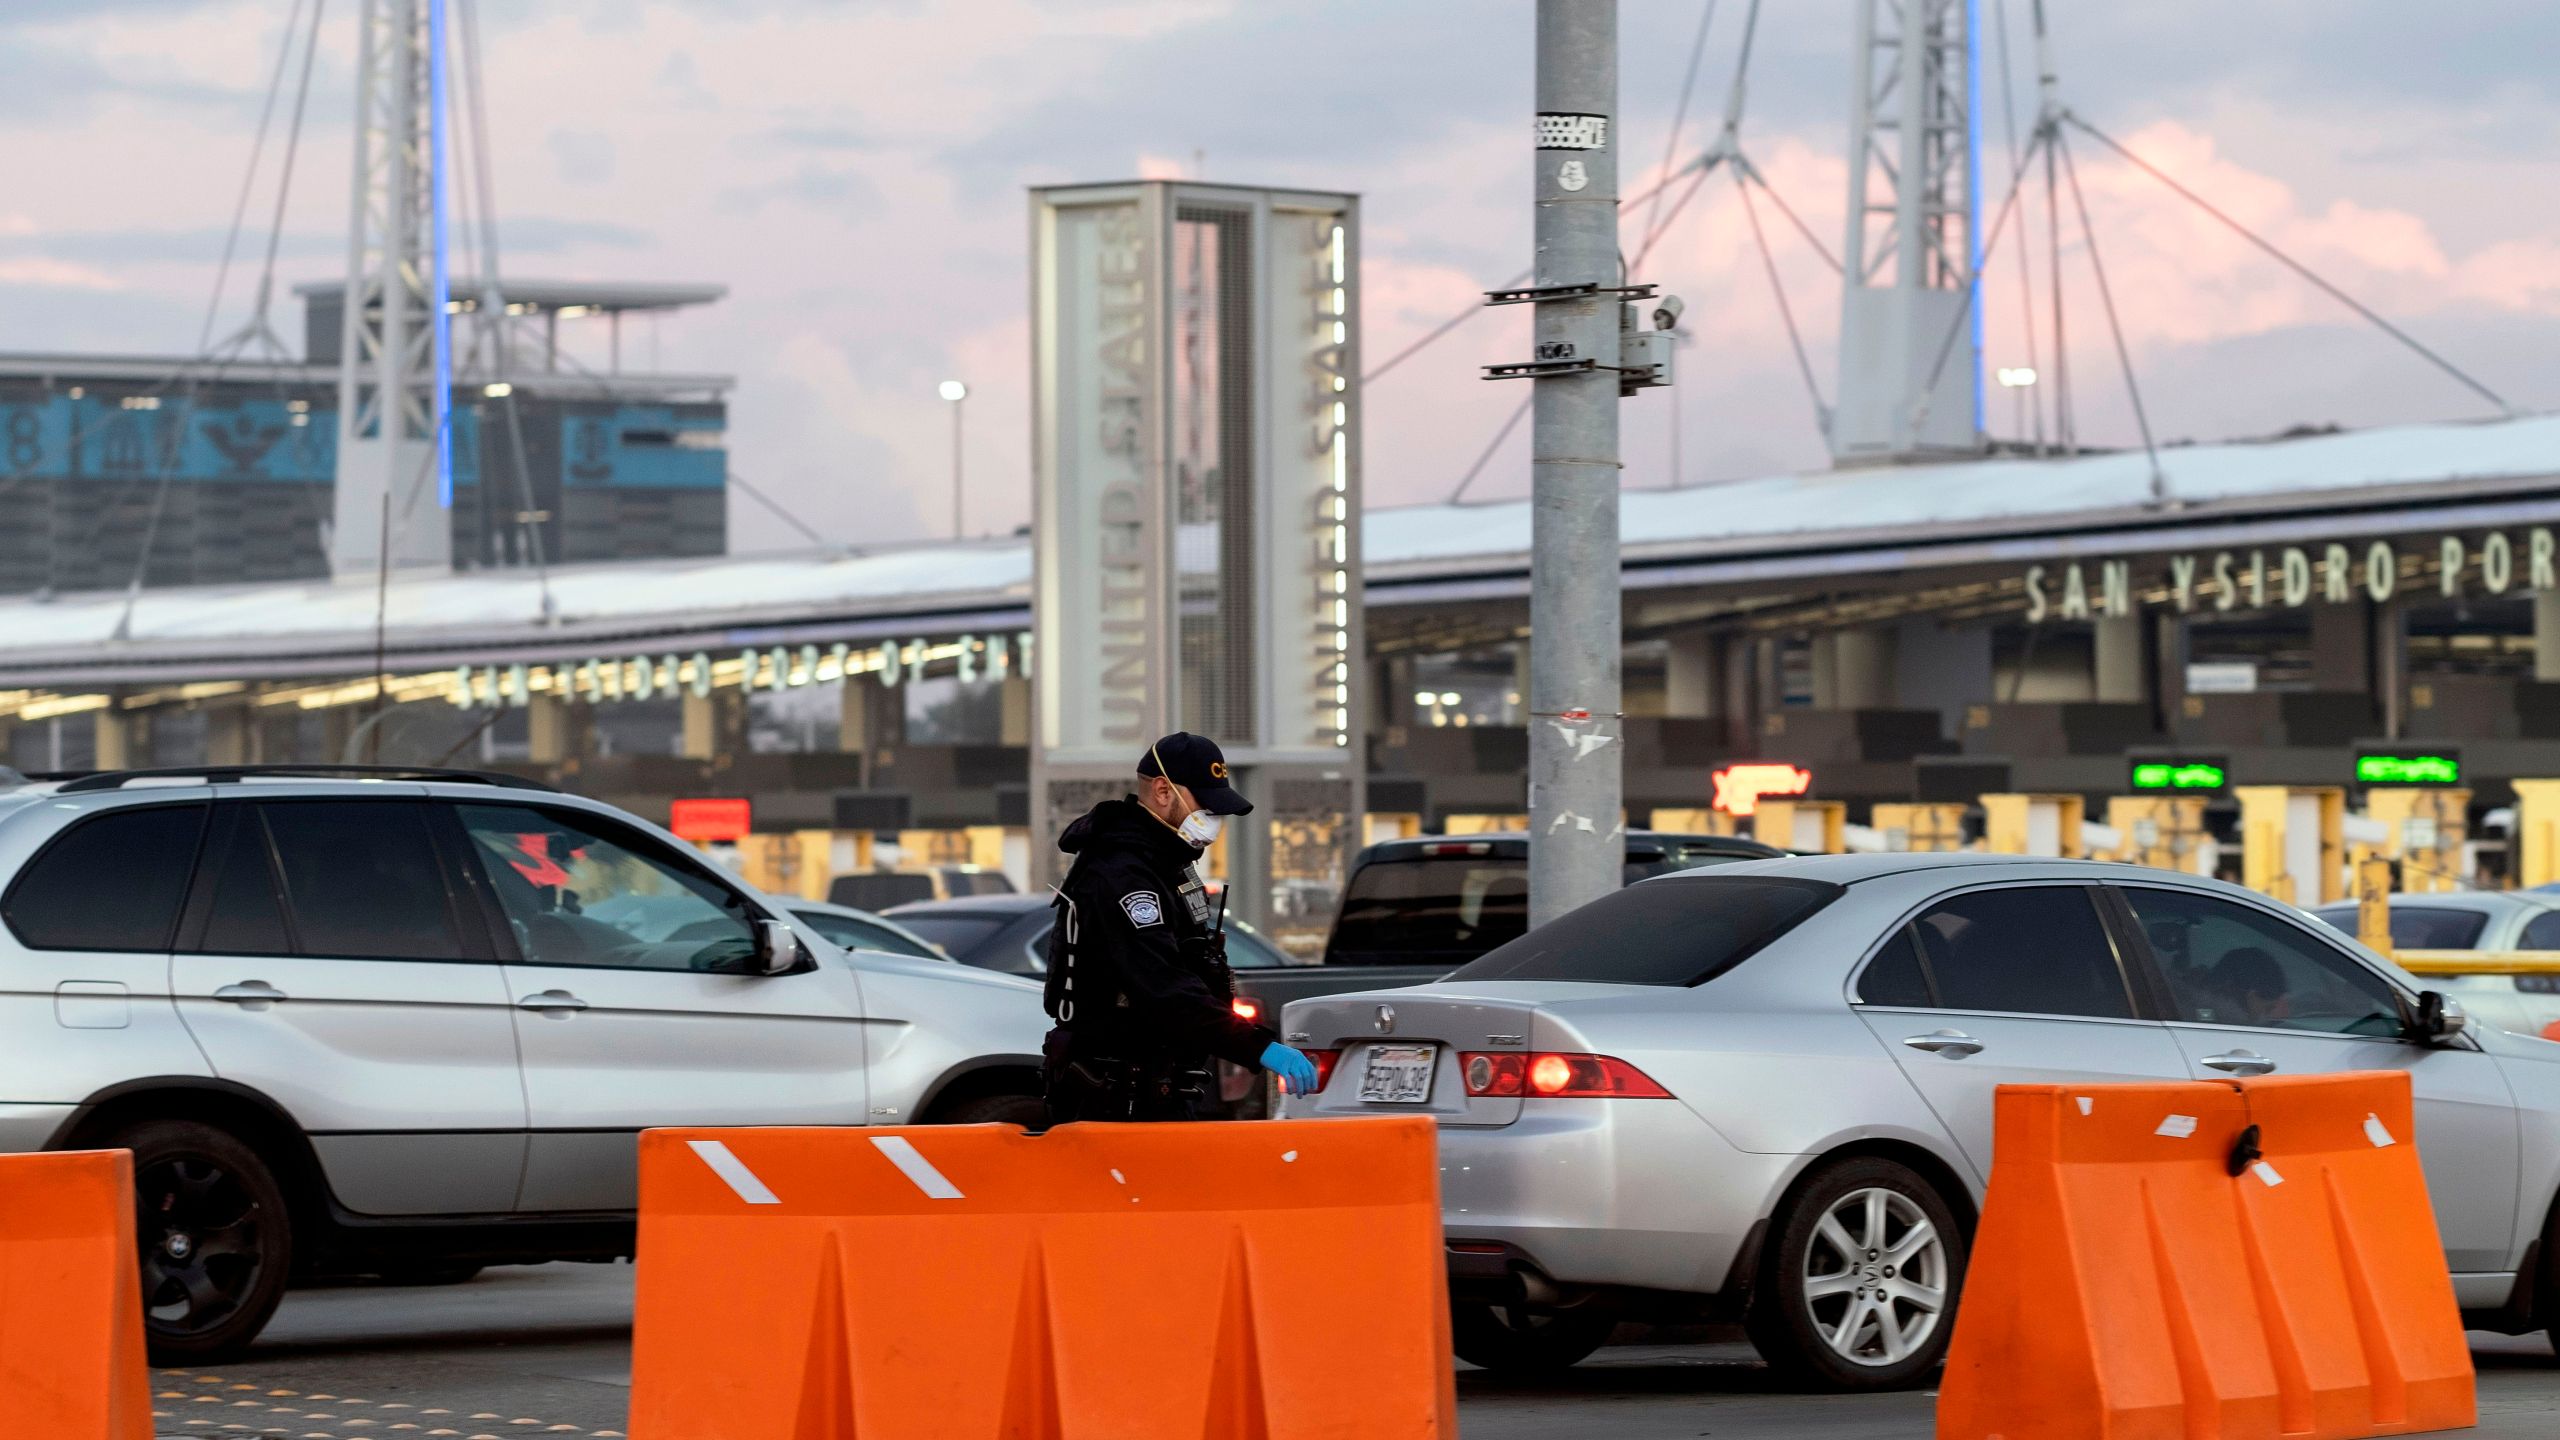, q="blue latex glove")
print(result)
[1261,1041,1321,1097]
